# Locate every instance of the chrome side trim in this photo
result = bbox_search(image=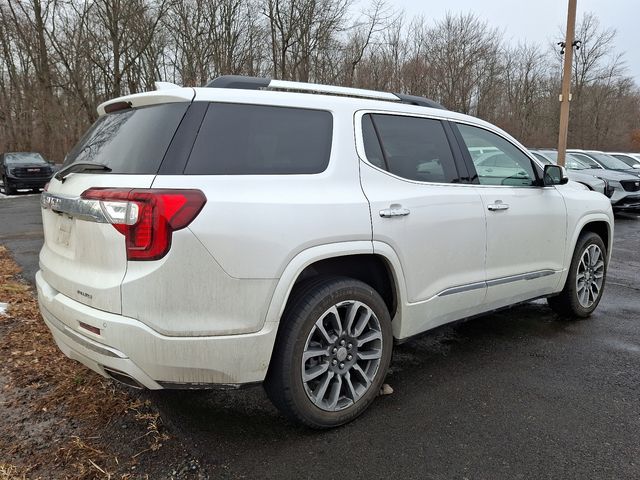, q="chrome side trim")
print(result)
[437,270,557,297]
[486,269,556,287]
[41,191,108,224]
[438,281,486,297]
